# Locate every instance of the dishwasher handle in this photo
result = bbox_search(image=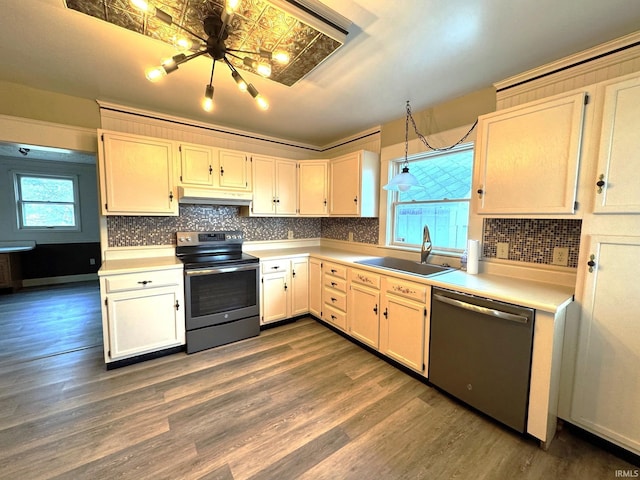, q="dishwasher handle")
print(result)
[433,293,529,324]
